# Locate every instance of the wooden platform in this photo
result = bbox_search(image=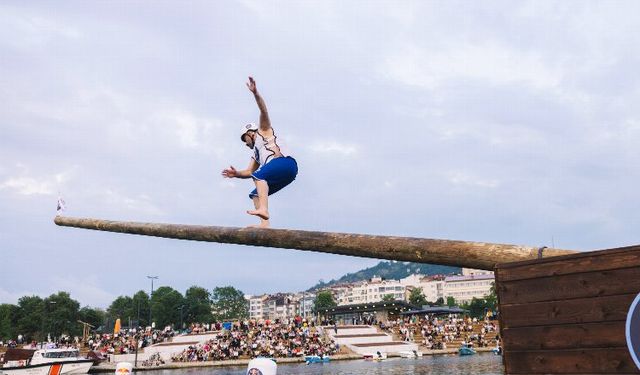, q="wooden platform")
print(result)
[495,244,640,374]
